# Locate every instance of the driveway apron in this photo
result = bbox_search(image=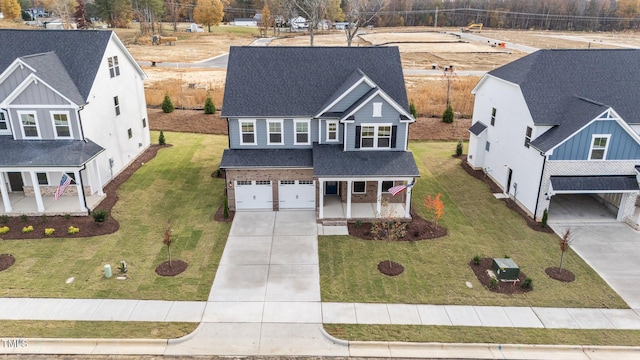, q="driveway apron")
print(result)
[166,210,347,356]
